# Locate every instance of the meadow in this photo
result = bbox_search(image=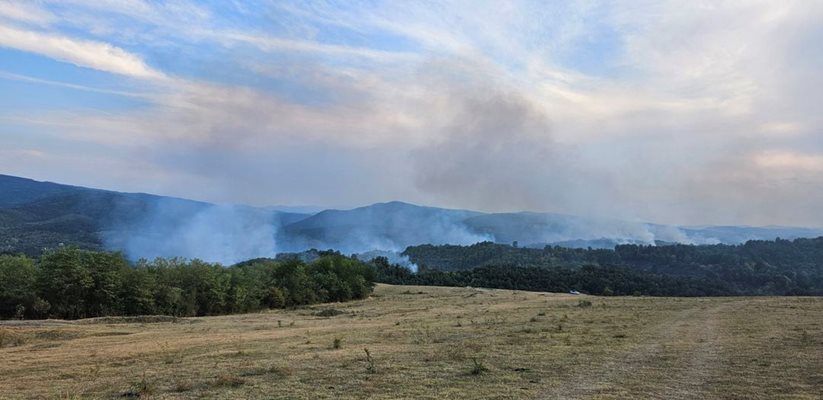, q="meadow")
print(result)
[1,284,821,399]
